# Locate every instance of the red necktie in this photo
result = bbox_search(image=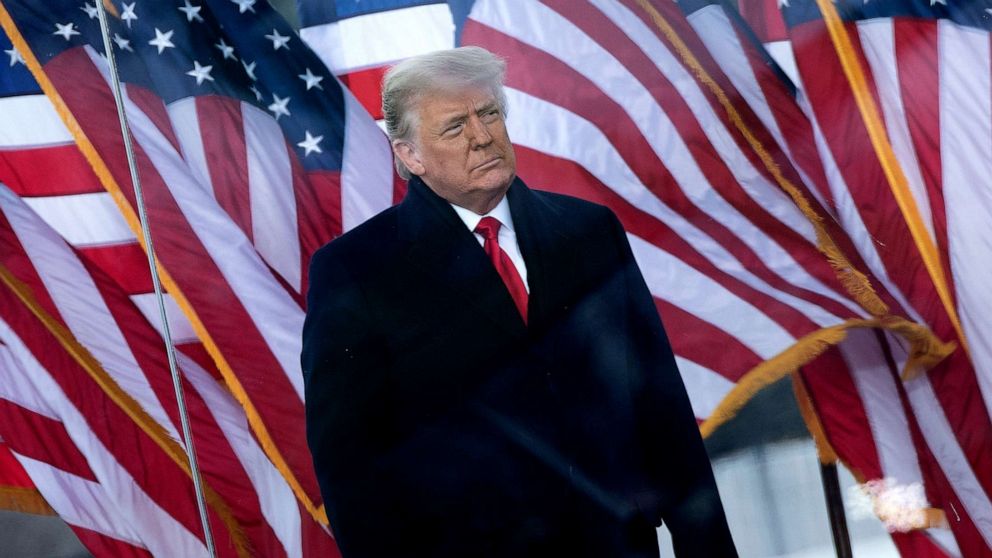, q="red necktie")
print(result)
[475,217,528,324]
